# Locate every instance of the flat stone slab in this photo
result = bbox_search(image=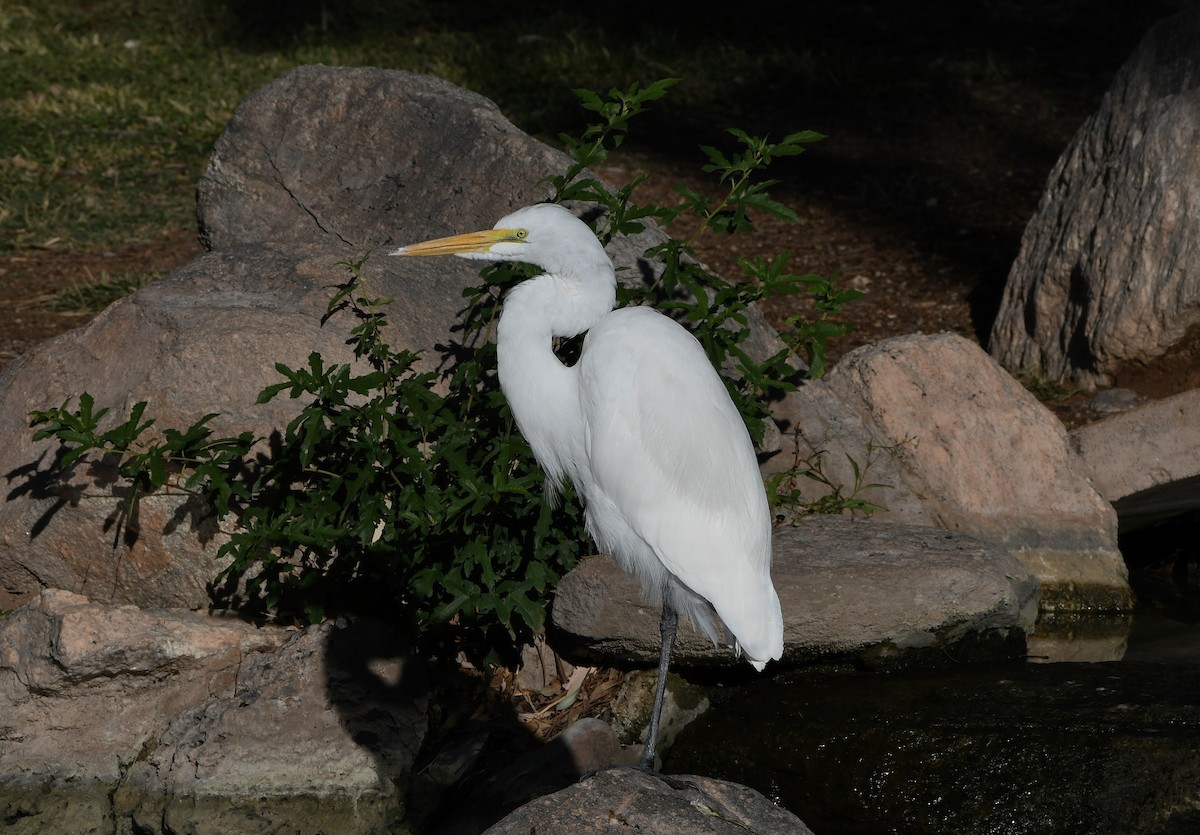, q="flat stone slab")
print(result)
[1071,388,1200,529]
[551,515,1040,668]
